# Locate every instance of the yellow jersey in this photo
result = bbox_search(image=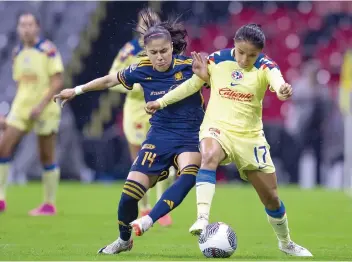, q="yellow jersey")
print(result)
[158,48,285,135]
[12,39,64,119]
[109,38,145,101]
